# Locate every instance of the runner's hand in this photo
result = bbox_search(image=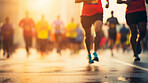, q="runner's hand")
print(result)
[105,3,109,8]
